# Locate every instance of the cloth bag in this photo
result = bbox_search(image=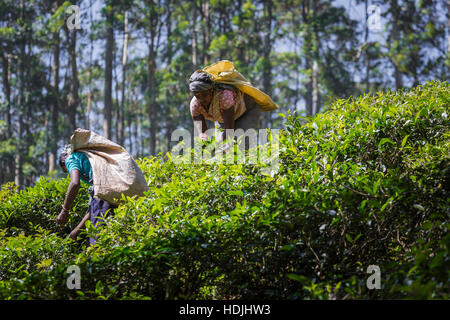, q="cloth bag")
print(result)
[201,60,278,112]
[70,128,149,205]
